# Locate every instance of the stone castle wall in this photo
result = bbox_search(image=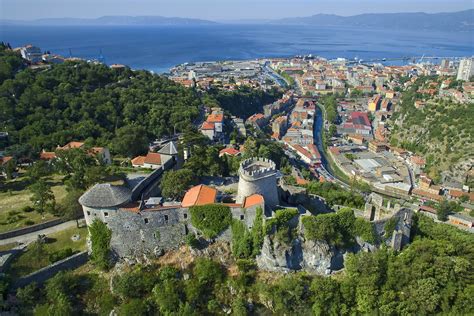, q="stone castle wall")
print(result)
[86,204,260,259]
